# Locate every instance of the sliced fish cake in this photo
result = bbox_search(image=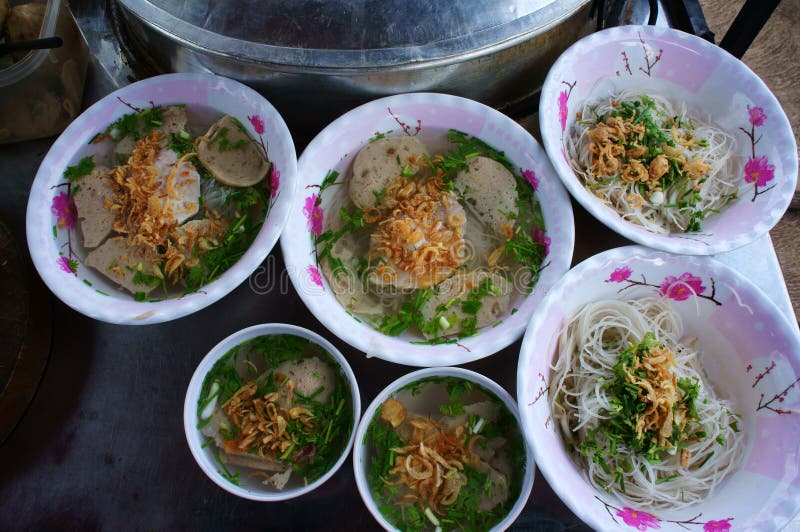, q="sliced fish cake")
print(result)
[196,115,269,187]
[73,165,114,249]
